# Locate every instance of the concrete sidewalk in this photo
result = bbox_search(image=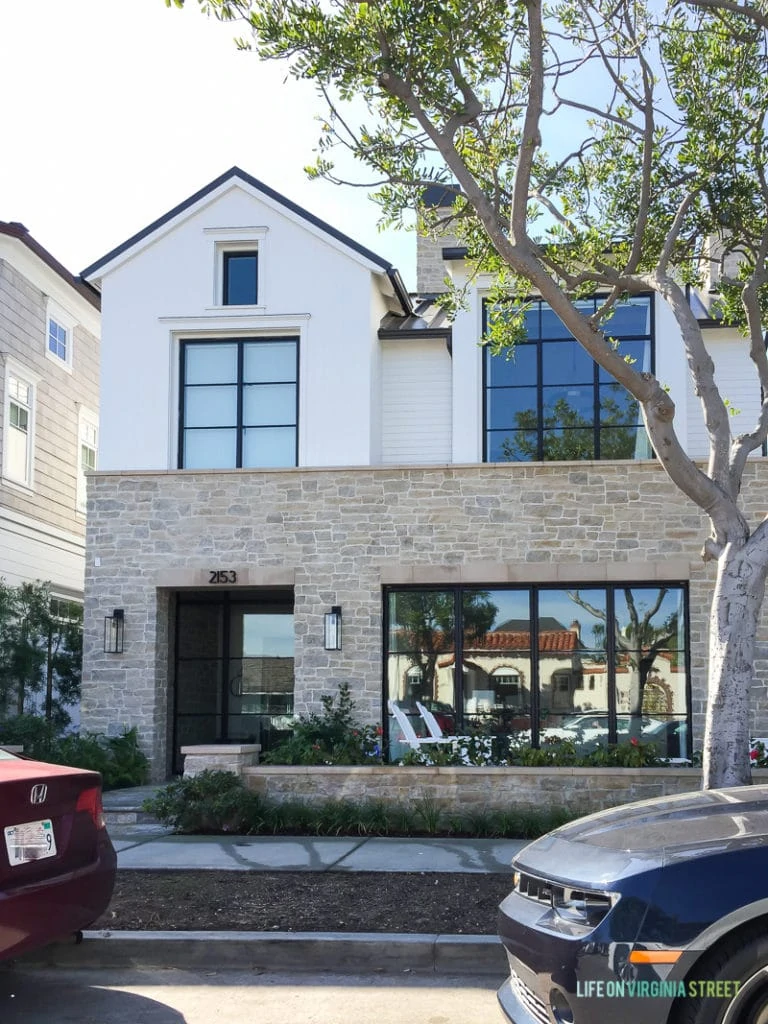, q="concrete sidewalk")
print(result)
[110,831,527,873]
